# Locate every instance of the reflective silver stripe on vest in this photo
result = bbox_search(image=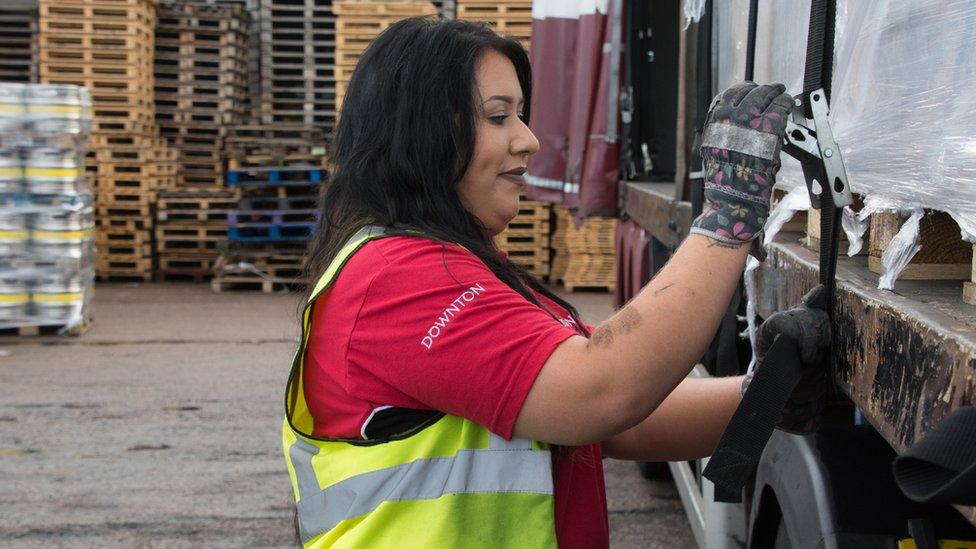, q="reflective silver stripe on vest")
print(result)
[289,435,552,544]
